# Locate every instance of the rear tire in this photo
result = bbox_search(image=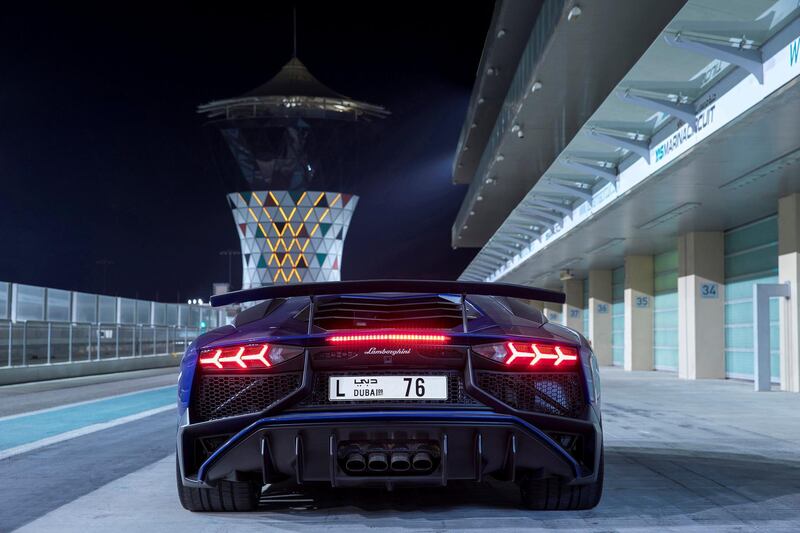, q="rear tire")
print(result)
[176,456,261,512]
[518,453,604,510]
